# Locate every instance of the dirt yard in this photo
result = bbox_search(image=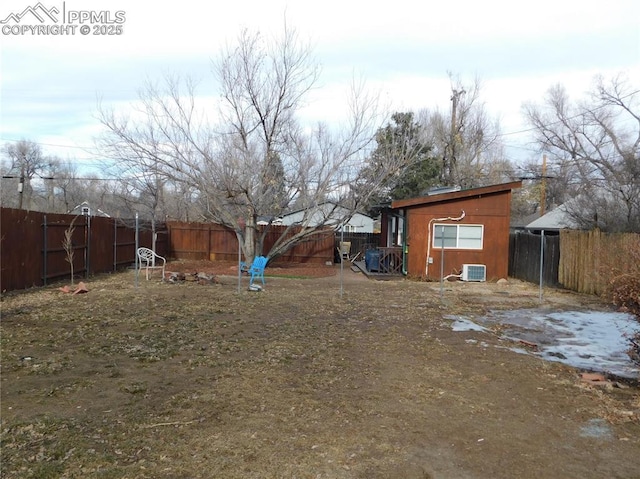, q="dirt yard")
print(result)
[1,262,639,479]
